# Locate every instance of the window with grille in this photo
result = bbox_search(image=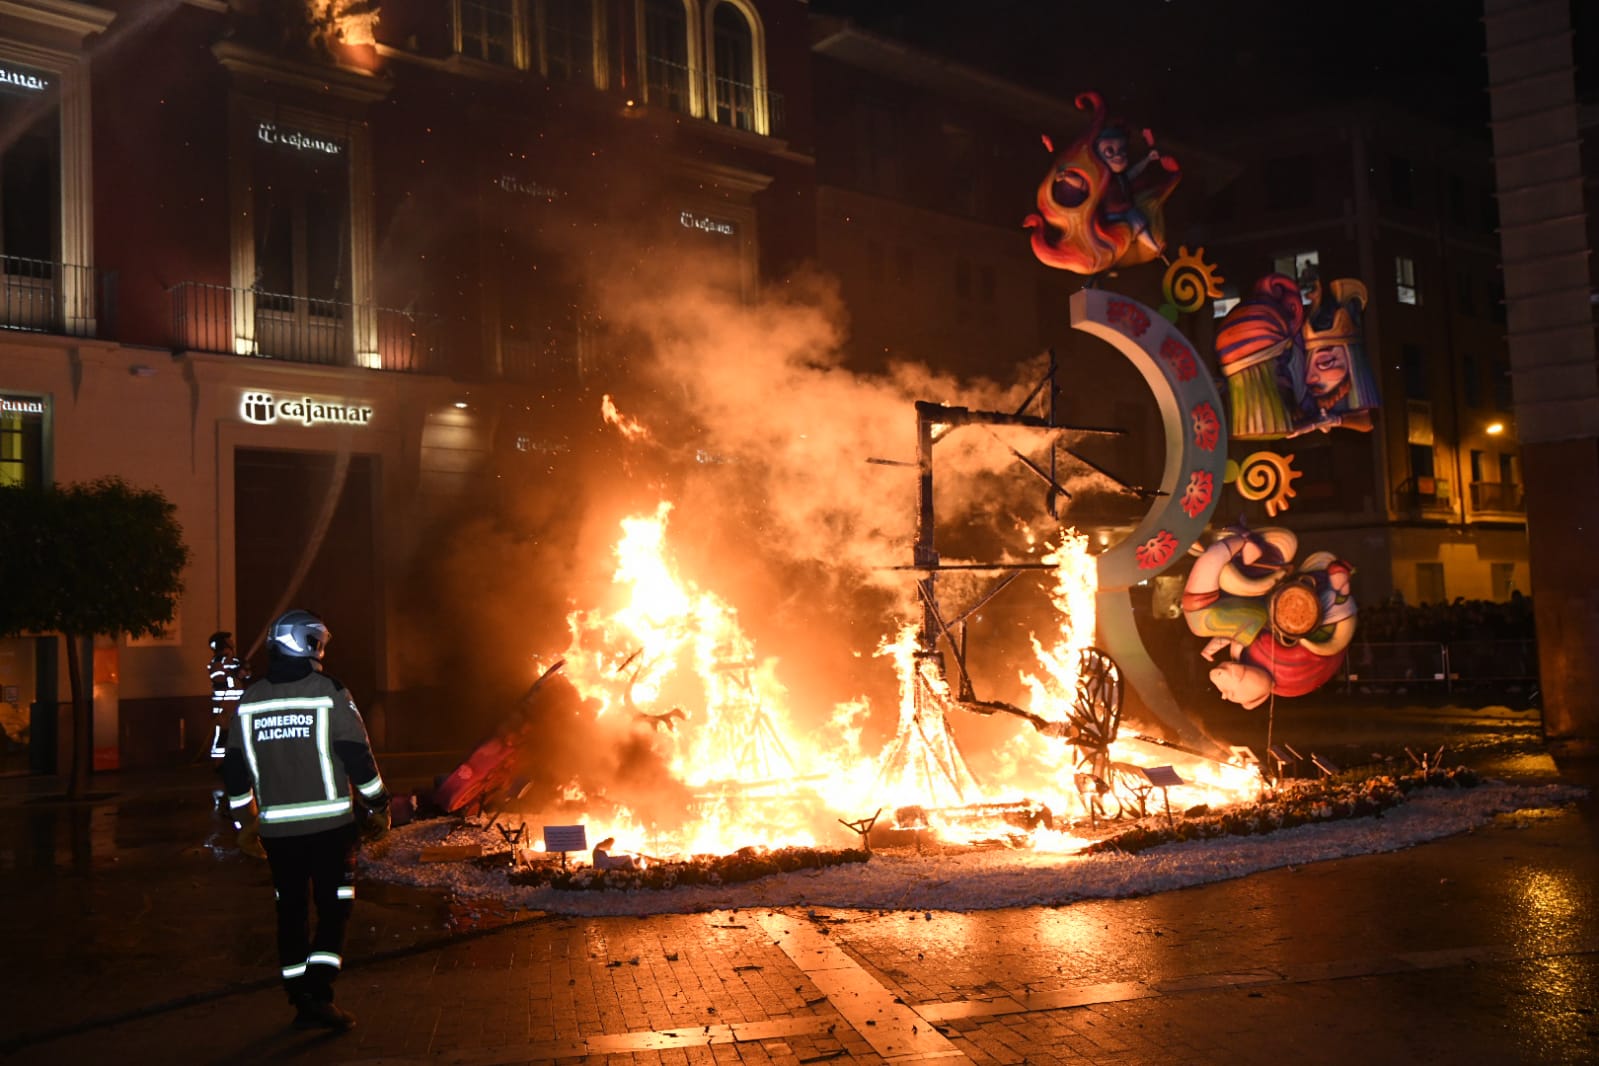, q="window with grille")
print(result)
[254,140,350,313]
[643,0,690,113]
